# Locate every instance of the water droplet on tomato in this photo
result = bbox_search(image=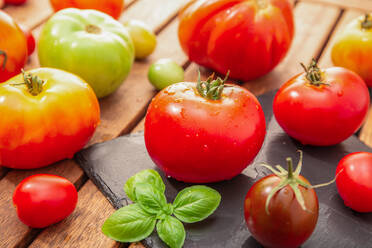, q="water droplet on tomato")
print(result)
[203,144,209,151]
[185,134,190,138]
[337,90,344,96]
[180,108,186,118]
[256,105,259,110]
